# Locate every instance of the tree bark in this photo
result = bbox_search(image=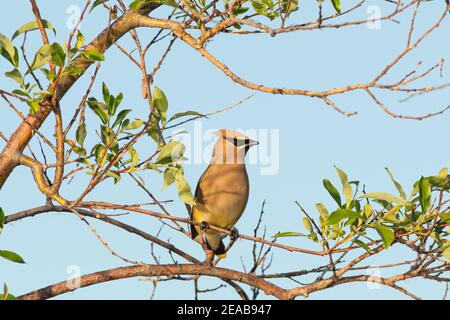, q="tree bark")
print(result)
[18,264,289,300]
